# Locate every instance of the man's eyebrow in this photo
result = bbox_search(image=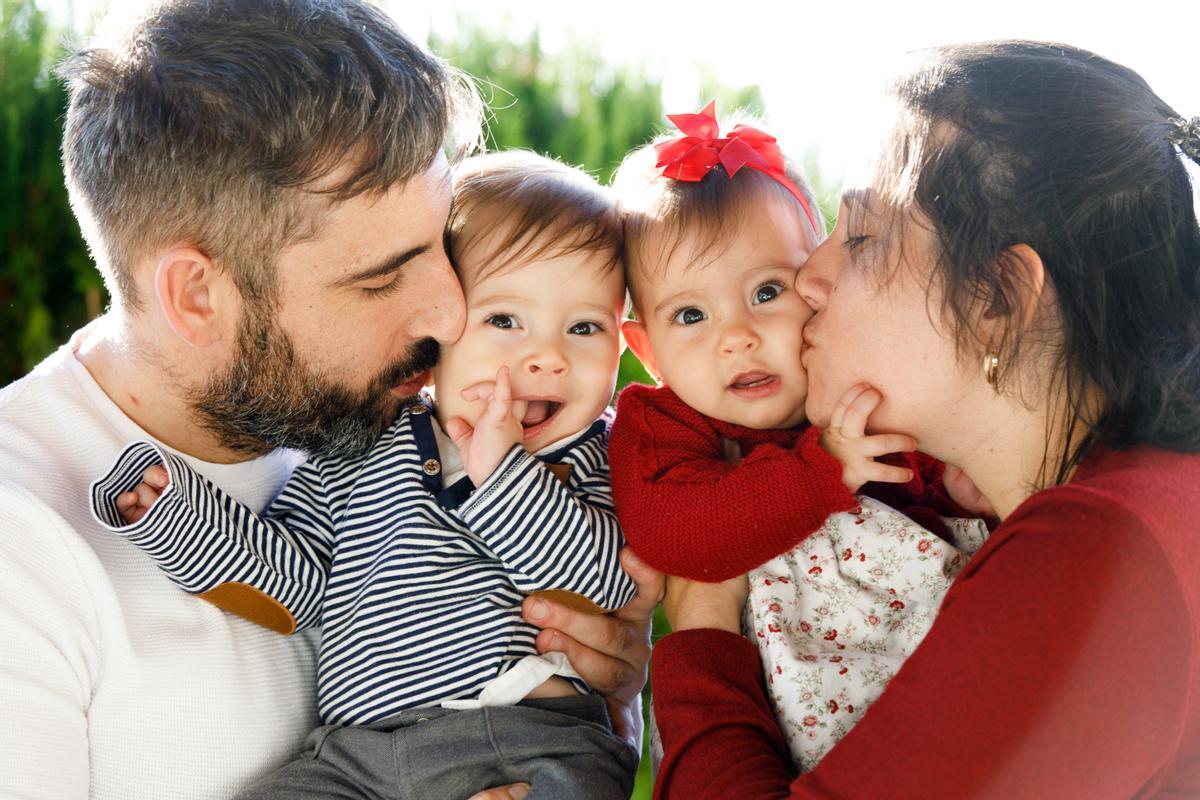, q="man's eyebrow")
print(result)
[332,245,430,288]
